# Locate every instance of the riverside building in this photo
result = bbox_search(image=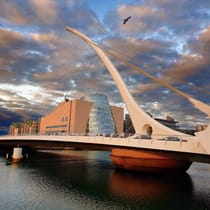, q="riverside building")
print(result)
[39,94,124,135]
[9,120,39,136]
